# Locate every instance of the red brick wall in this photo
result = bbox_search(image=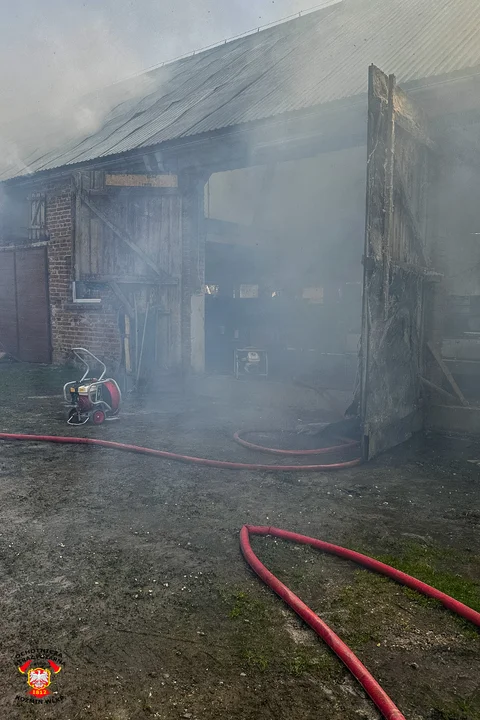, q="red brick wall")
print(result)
[45,177,122,366]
